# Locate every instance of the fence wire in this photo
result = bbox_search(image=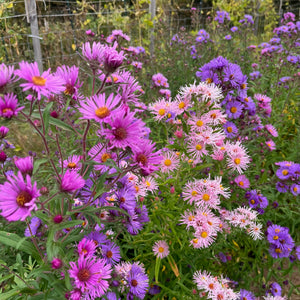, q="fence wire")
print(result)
[0,1,299,69]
